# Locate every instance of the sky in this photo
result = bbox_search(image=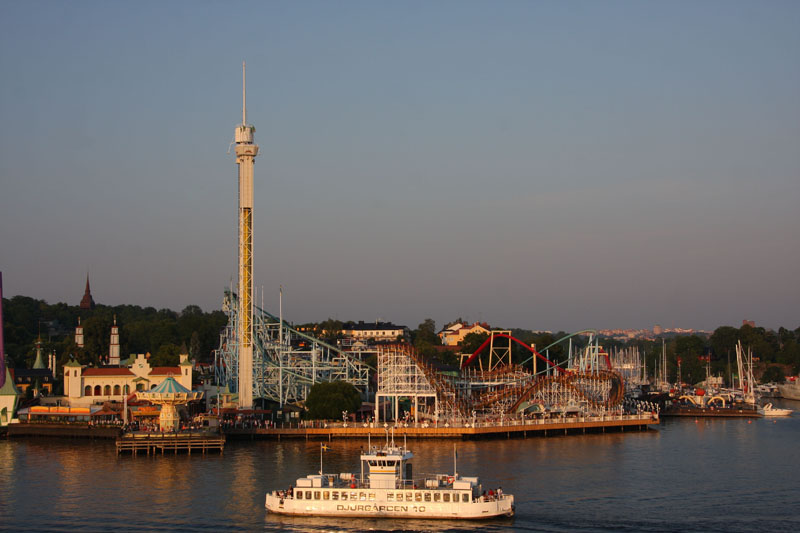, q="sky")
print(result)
[1,1,798,333]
